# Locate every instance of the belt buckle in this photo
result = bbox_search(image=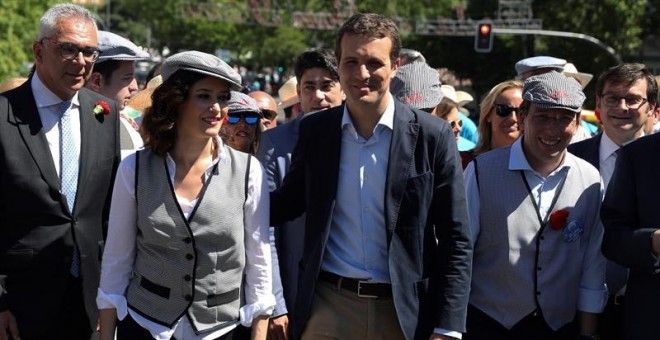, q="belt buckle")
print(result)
[357,280,378,298]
